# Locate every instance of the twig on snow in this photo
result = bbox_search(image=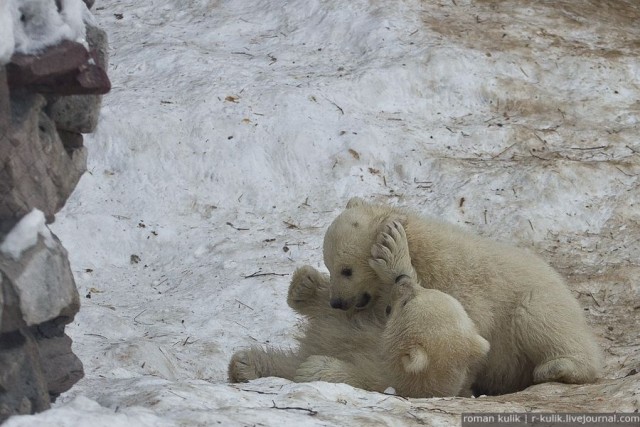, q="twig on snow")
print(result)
[323,96,344,115]
[227,222,249,231]
[234,299,254,310]
[243,271,289,279]
[133,309,152,325]
[271,401,318,416]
